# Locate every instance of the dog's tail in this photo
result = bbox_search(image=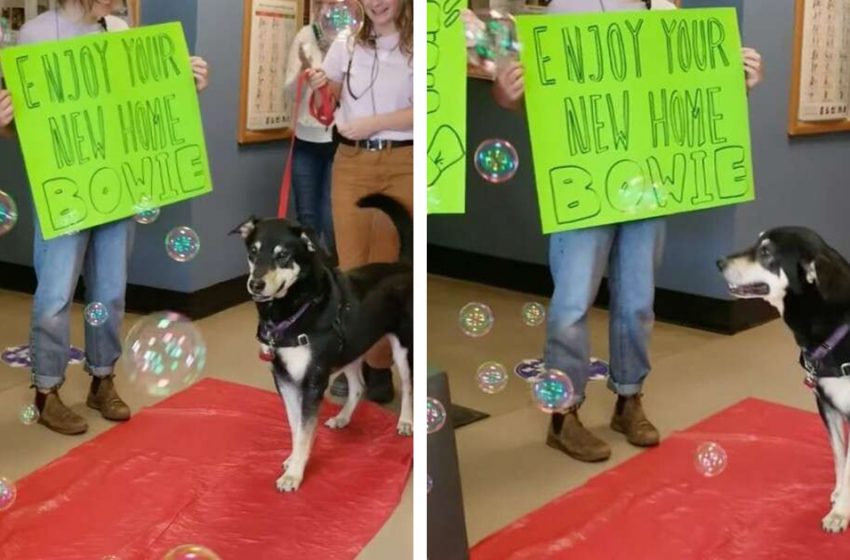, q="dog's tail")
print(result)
[357,194,412,262]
